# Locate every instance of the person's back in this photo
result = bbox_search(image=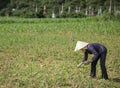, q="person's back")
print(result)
[87,43,107,54]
